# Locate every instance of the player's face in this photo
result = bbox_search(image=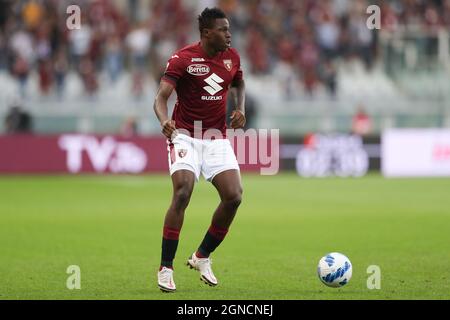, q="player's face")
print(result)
[209,18,231,51]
